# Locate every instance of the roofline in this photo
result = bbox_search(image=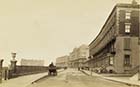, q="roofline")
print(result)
[89,3,140,47]
[89,5,117,46]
